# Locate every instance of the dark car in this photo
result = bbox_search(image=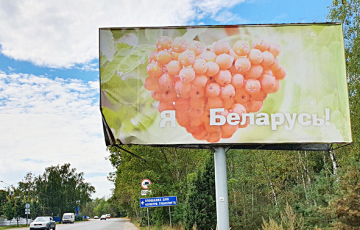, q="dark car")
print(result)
[29,216,56,230]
